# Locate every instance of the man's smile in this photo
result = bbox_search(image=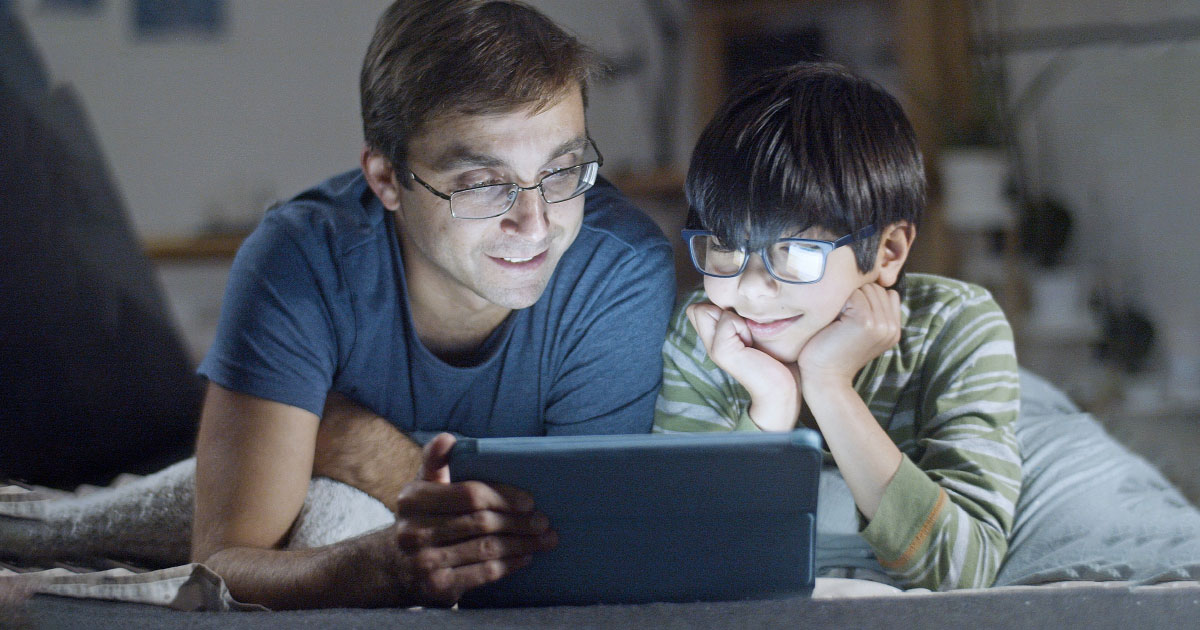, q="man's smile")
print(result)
[489,250,548,269]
